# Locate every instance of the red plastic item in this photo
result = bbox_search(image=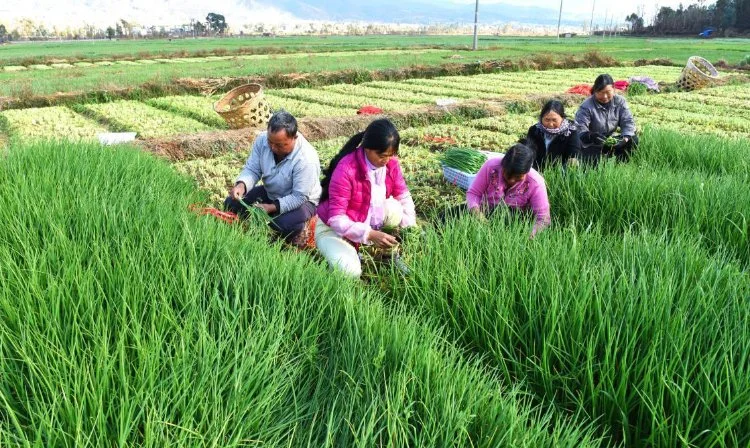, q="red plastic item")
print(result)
[614,80,630,91]
[567,81,629,95]
[304,217,317,249]
[189,204,239,225]
[357,105,384,115]
[566,84,592,95]
[287,215,318,251]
